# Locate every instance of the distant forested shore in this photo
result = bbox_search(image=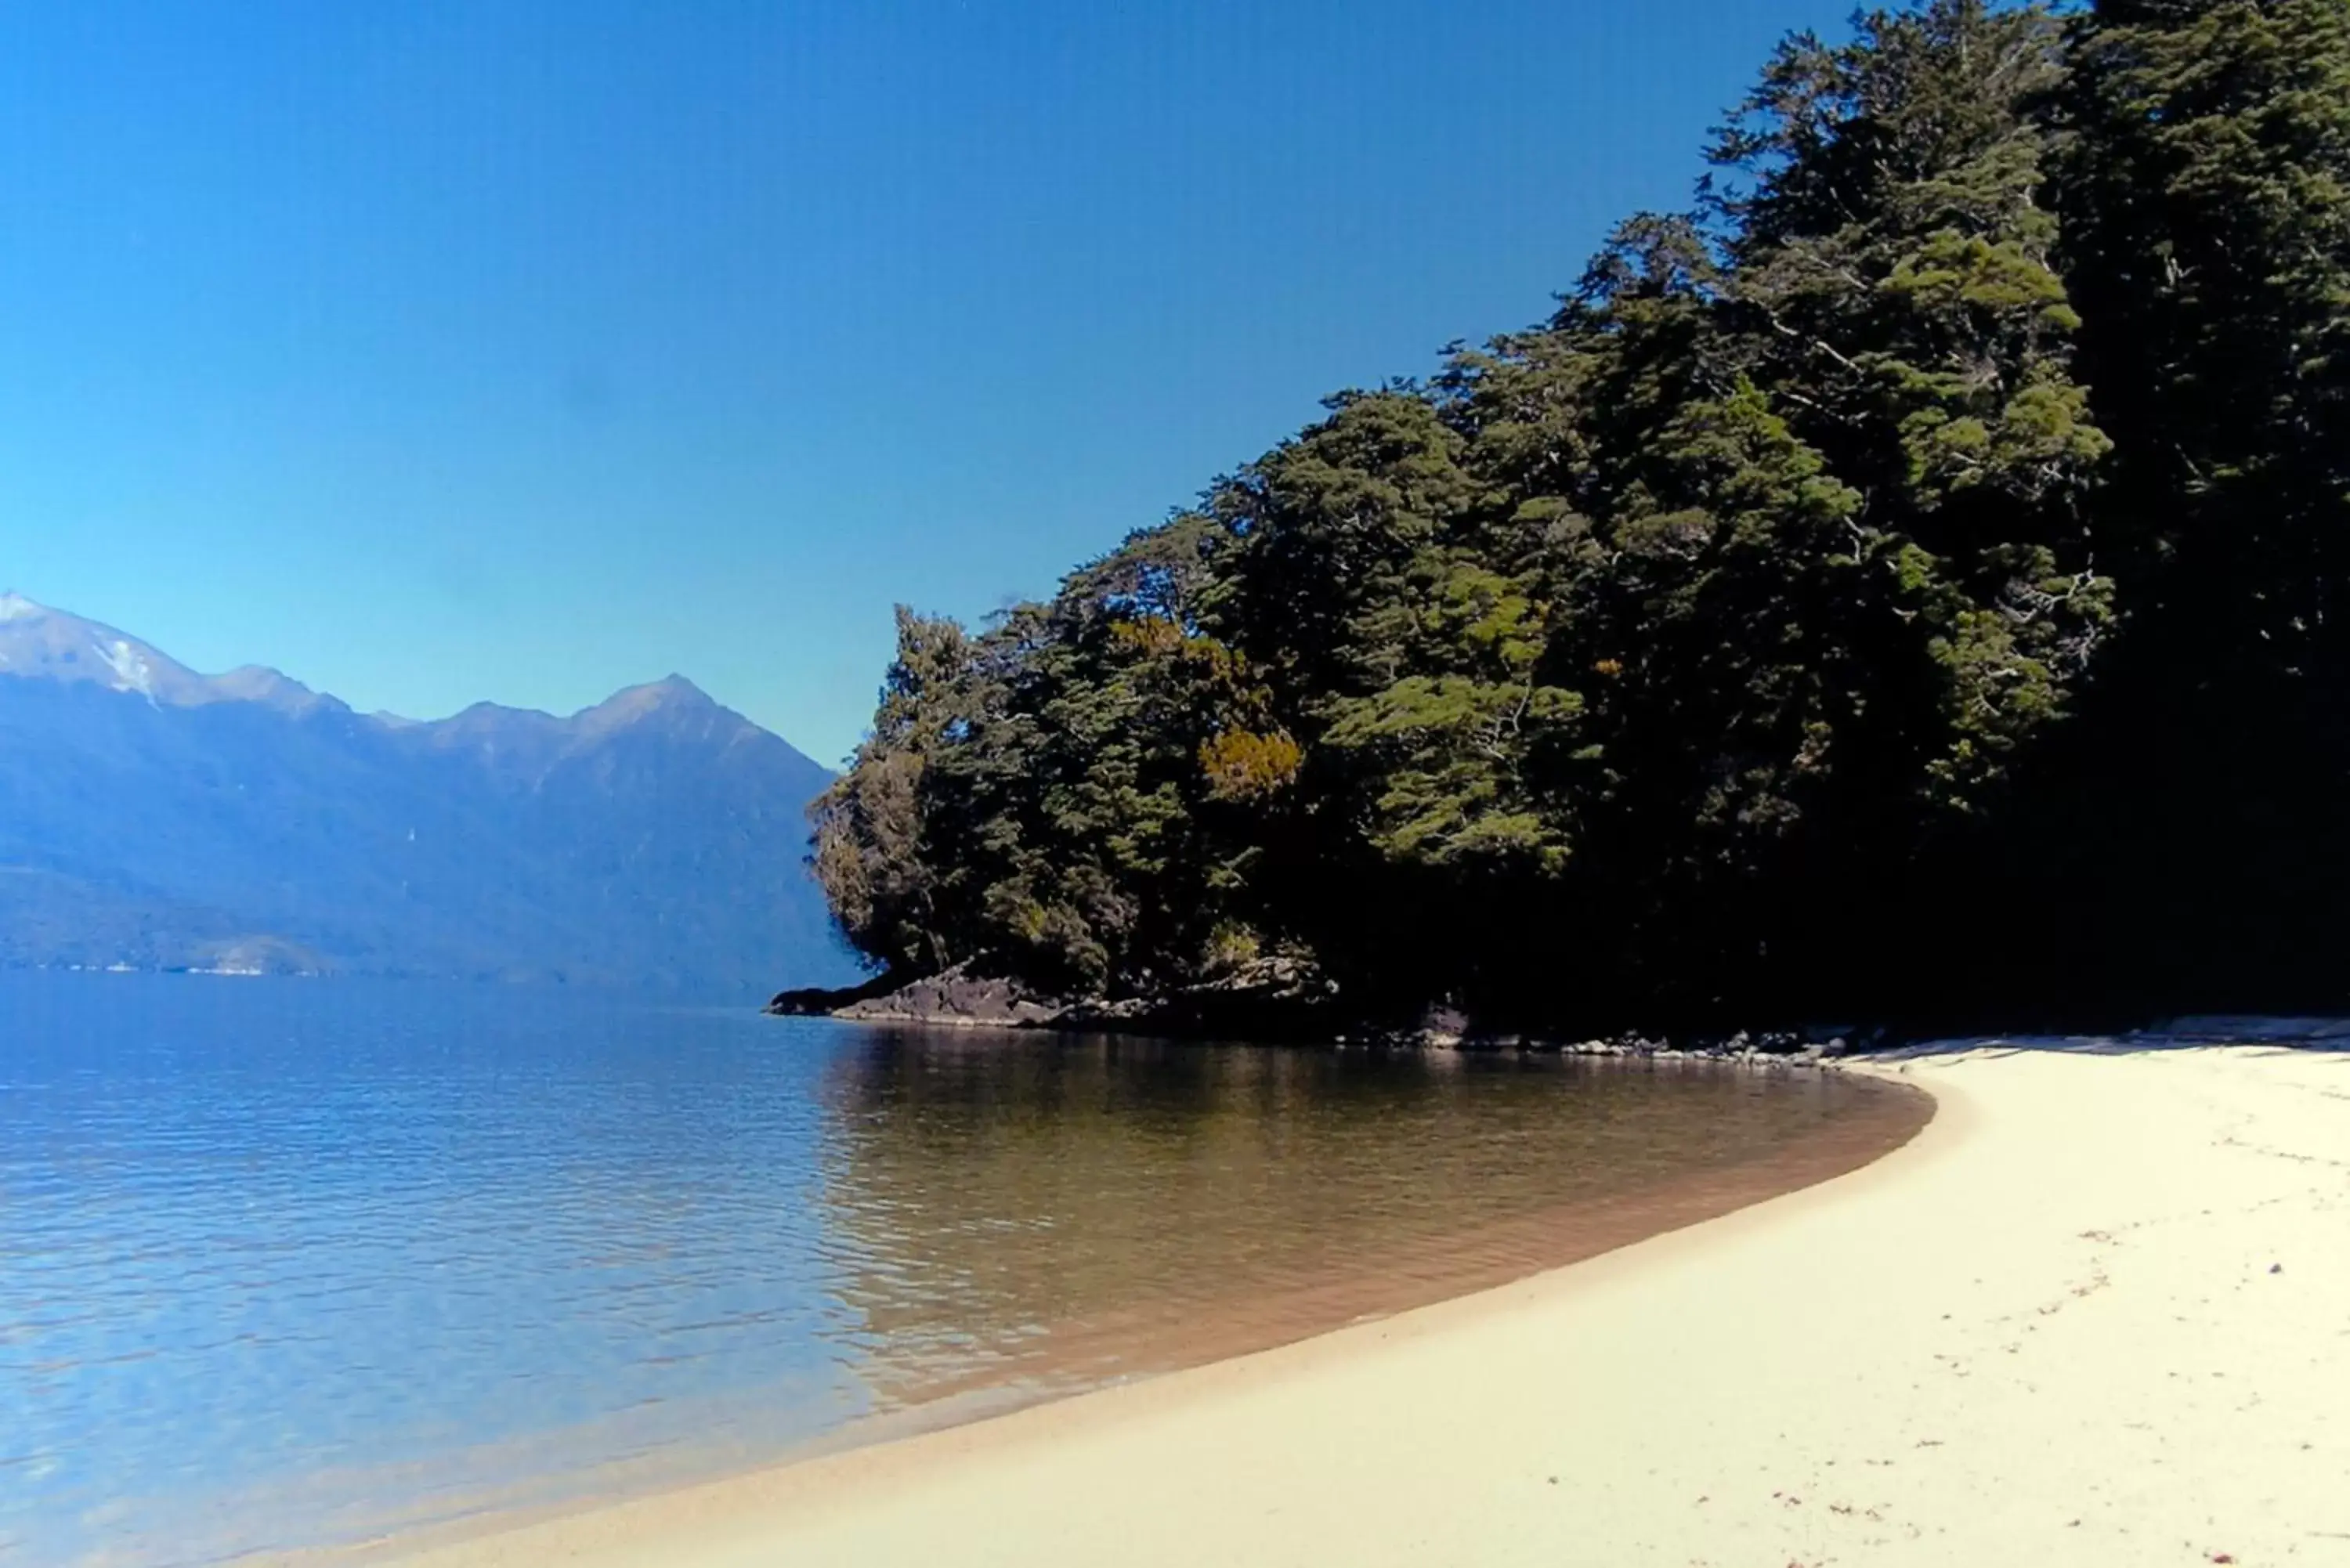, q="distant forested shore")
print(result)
[803,0,2350,1039]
